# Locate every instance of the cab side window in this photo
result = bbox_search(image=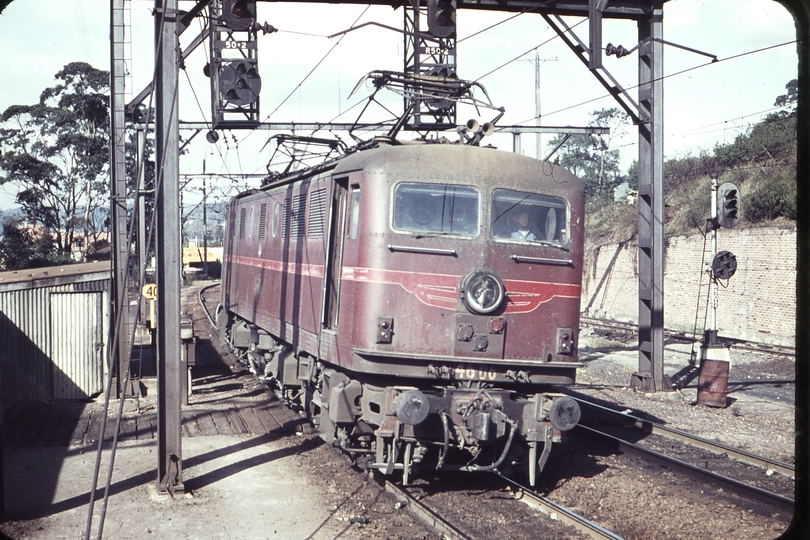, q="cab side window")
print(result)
[491,189,568,245]
[348,186,360,240]
[393,183,479,236]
